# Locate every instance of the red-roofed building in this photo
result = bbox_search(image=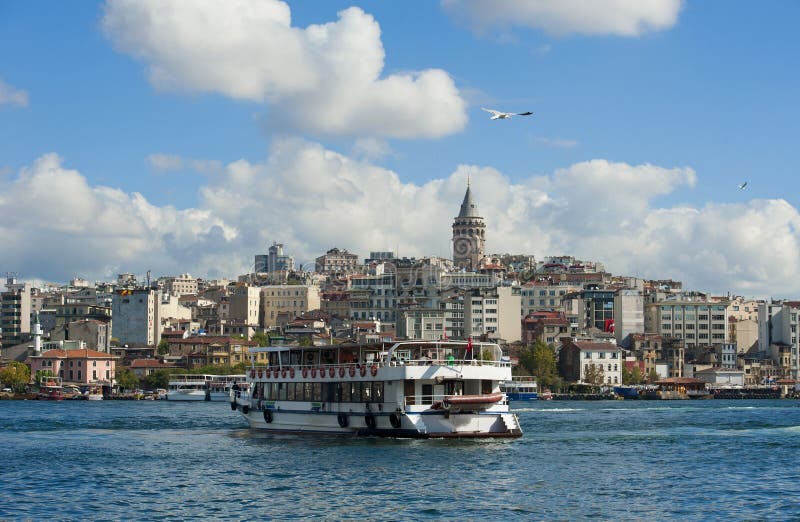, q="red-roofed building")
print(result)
[167,336,258,368]
[522,311,571,346]
[129,359,177,378]
[28,349,117,386]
